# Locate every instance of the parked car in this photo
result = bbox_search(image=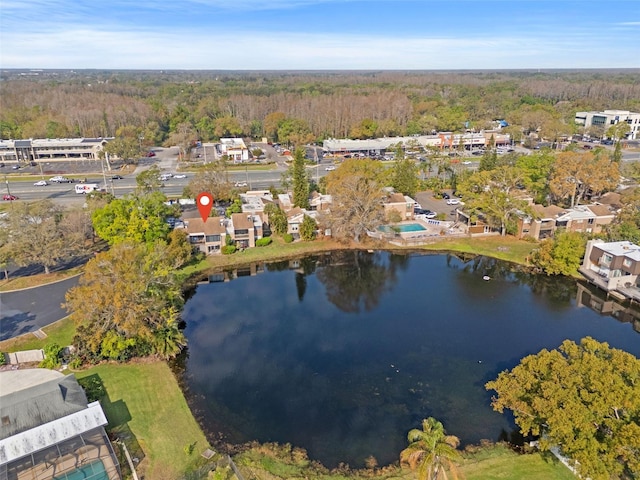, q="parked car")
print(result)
[34,180,48,186]
[234,181,248,187]
[146,151,156,157]
[325,165,336,171]
[3,194,18,201]
[441,192,450,199]
[111,175,123,180]
[447,198,461,205]
[173,174,187,179]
